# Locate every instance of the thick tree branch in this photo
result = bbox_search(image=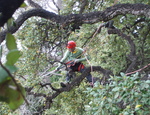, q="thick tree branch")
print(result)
[45,66,112,109]
[79,0,88,14]
[108,29,137,73]
[0,3,150,43]
[25,66,112,109]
